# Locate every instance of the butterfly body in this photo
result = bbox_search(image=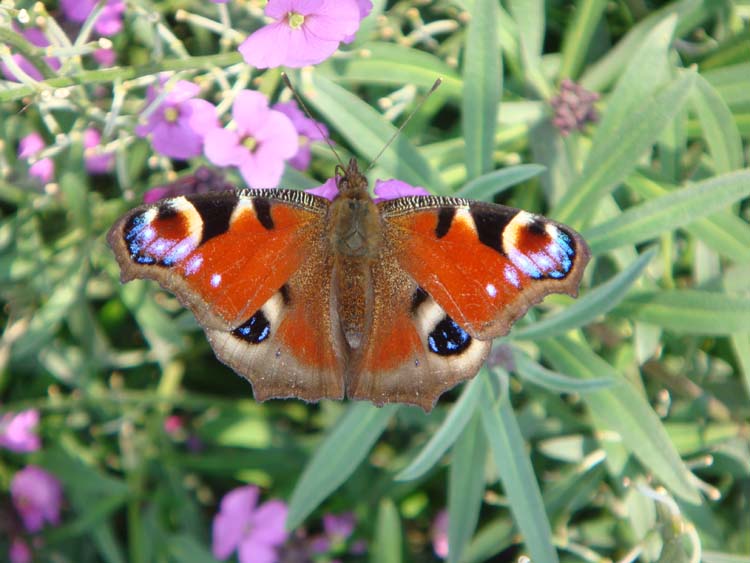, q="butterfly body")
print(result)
[108,160,590,411]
